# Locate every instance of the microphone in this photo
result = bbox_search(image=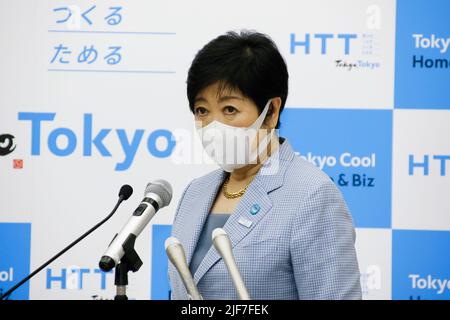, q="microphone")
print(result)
[165,237,203,300]
[212,228,251,300]
[0,184,133,301]
[99,180,173,272]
